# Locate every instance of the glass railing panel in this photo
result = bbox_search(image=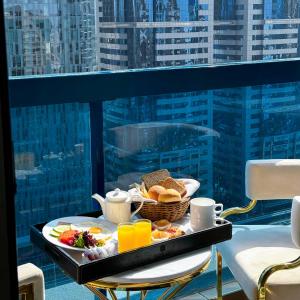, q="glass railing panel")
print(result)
[103,81,300,225]
[10,102,92,288]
